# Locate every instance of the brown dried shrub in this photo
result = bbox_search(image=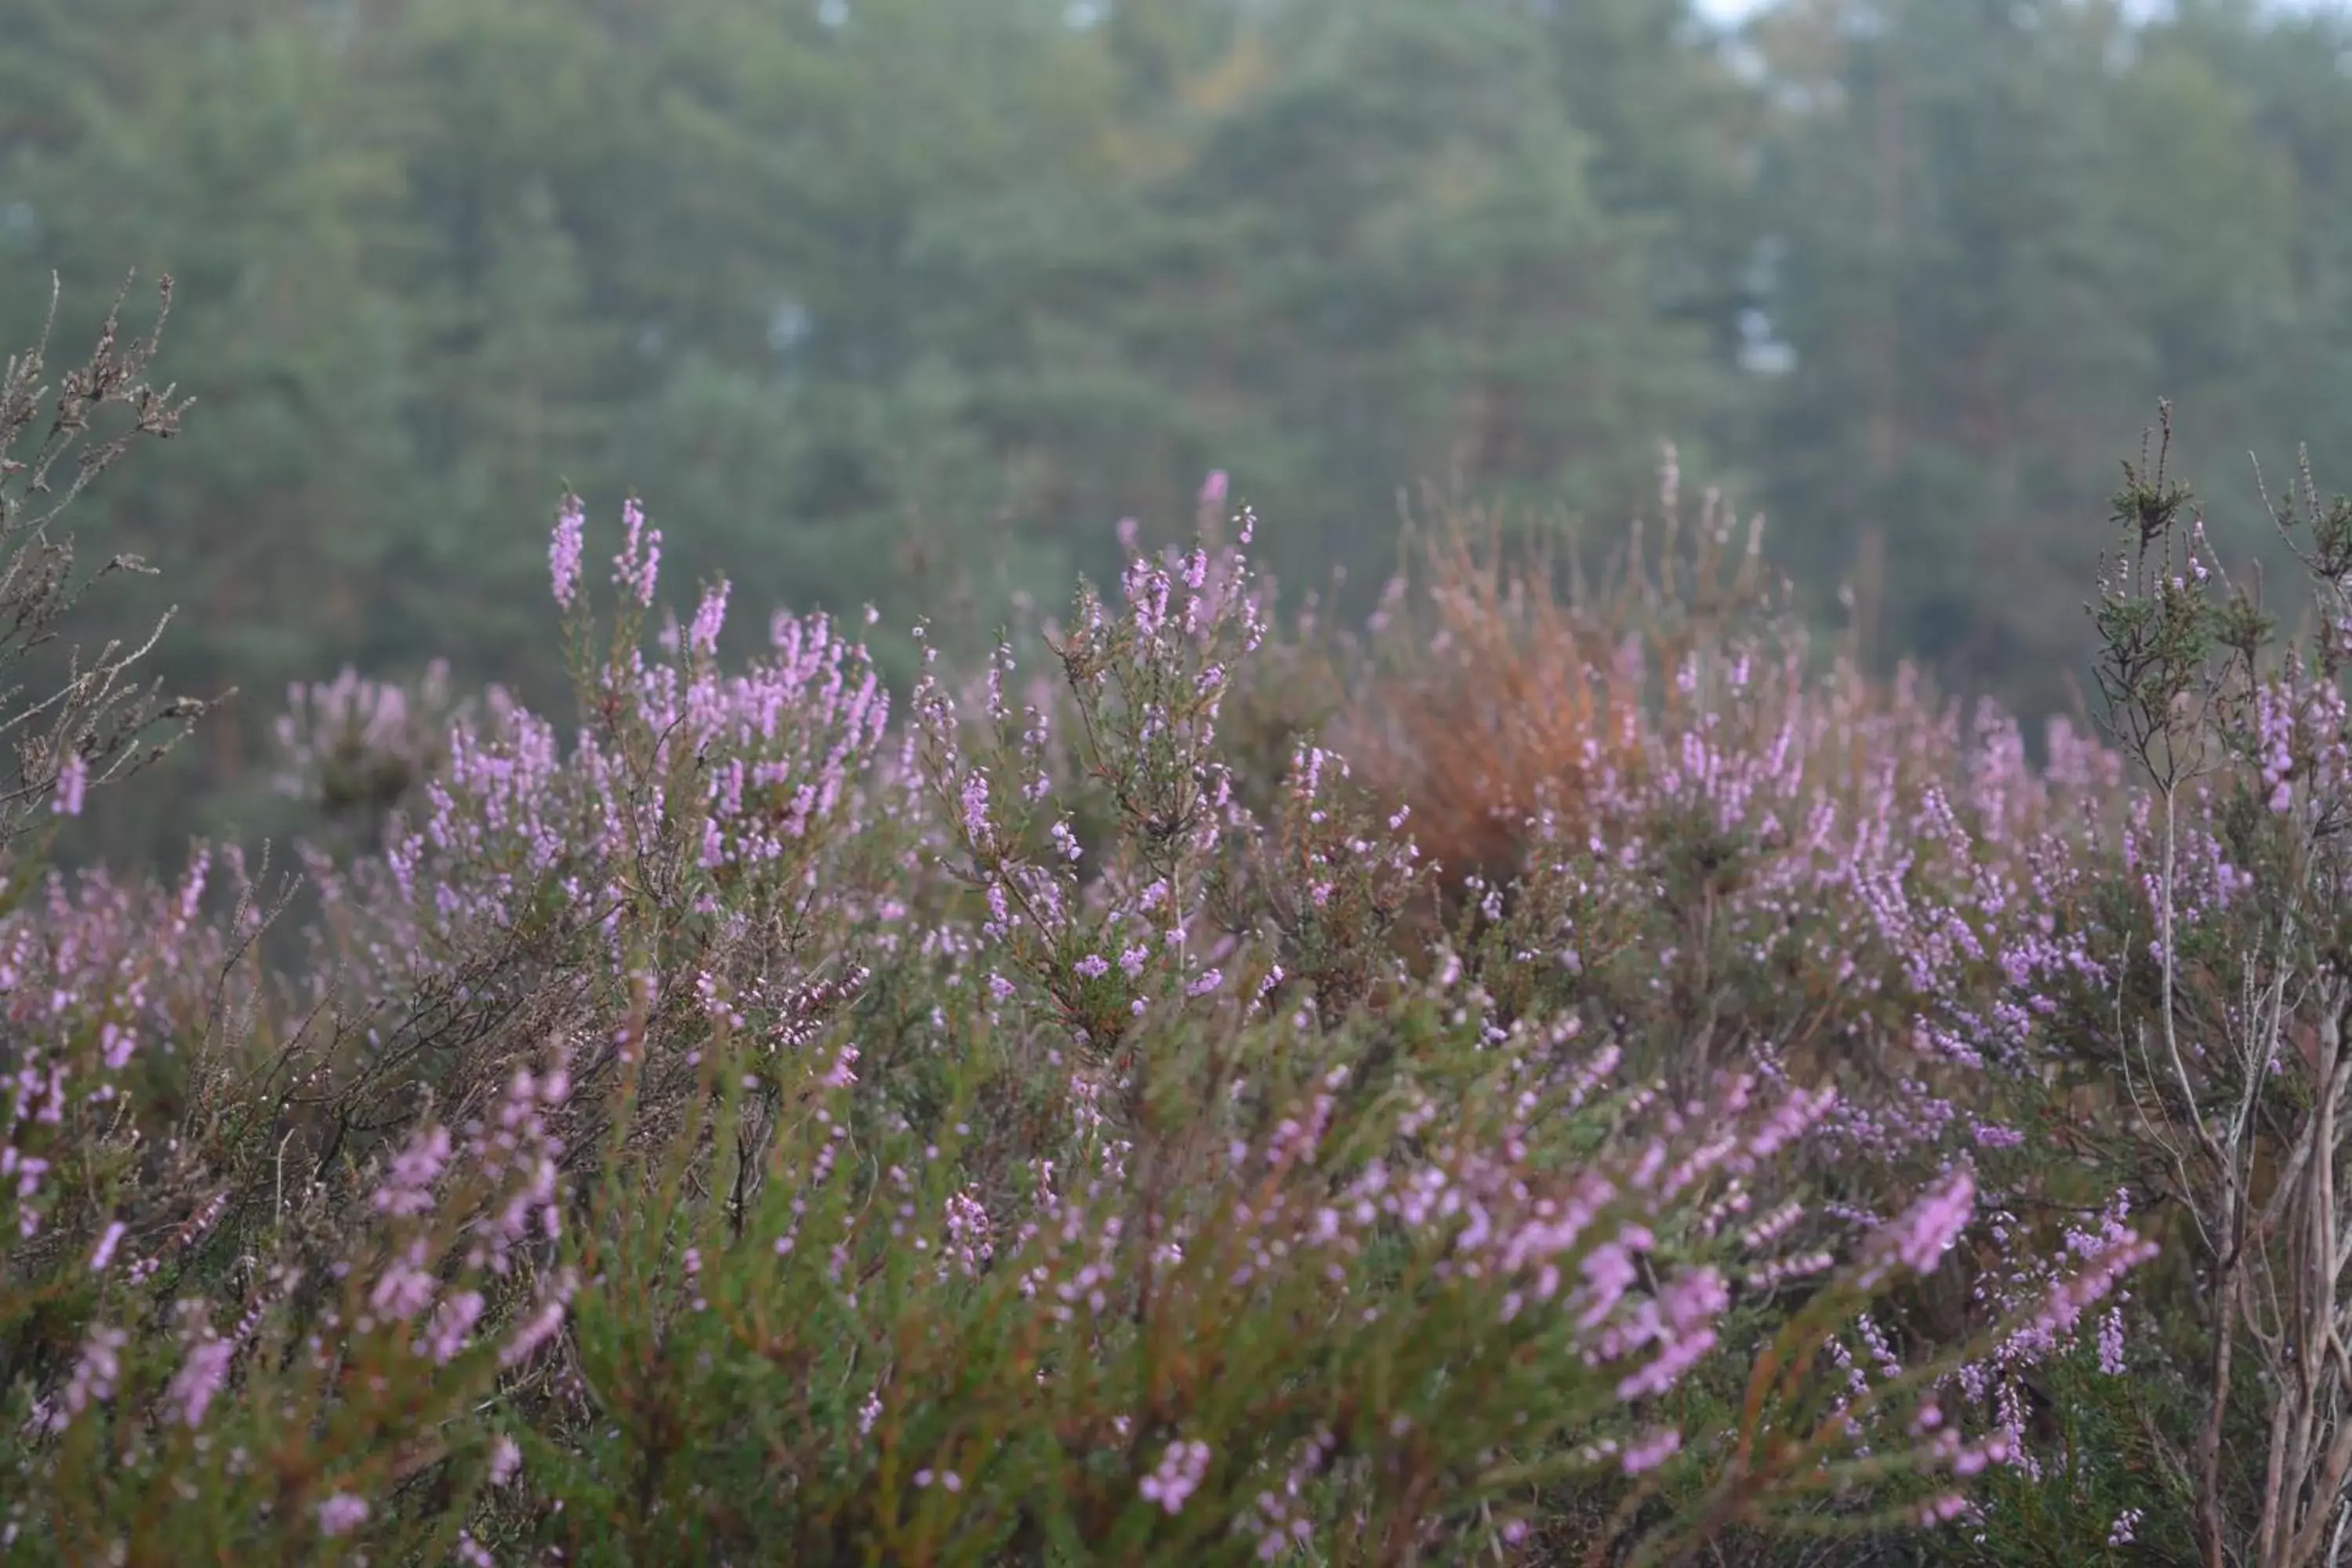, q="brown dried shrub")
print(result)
[1335,457,1775,900]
